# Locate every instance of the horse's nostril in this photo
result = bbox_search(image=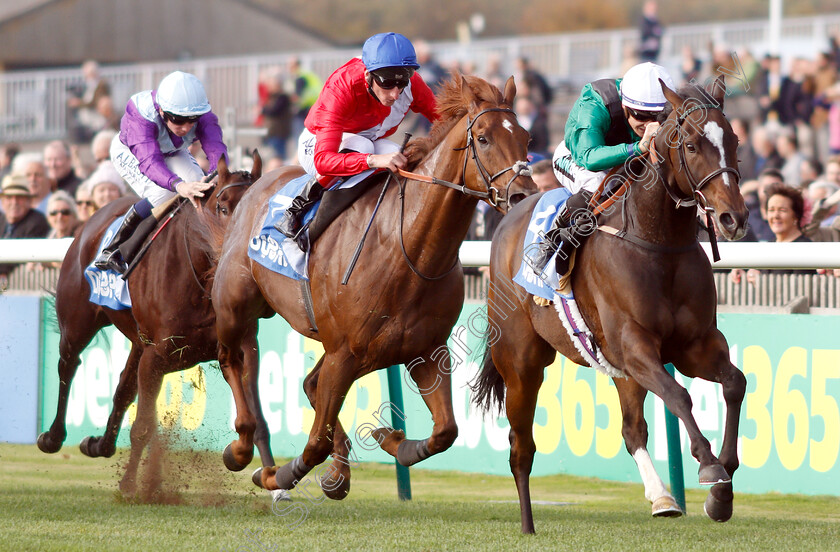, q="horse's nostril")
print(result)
[509,193,526,207]
[718,212,735,230]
